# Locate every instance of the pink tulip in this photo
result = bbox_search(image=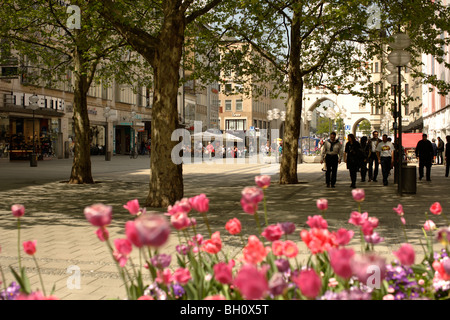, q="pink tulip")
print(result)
[125,220,143,248]
[173,267,191,285]
[170,211,191,230]
[156,269,173,285]
[189,194,209,213]
[23,240,37,256]
[225,218,242,235]
[240,198,259,215]
[234,264,268,300]
[202,231,222,254]
[282,240,299,258]
[255,175,271,189]
[204,295,227,300]
[401,217,406,225]
[293,269,322,299]
[306,215,328,229]
[137,295,154,300]
[16,291,59,300]
[316,199,328,211]
[95,227,109,242]
[383,294,395,300]
[133,213,170,248]
[113,238,132,267]
[424,220,436,231]
[272,240,284,256]
[241,187,264,204]
[394,243,415,266]
[334,228,354,246]
[364,232,384,244]
[350,253,386,284]
[11,204,25,218]
[329,248,355,279]
[348,211,368,227]
[243,235,268,264]
[261,224,284,242]
[351,189,365,202]
[430,202,442,216]
[167,198,191,216]
[361,217,379,236]
[84,204,112,227]
[393,204,404,216]
[213,261,234,284]
[123,199,141,215]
